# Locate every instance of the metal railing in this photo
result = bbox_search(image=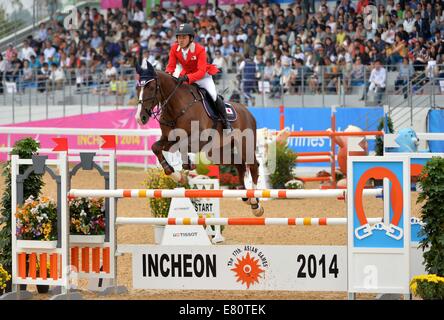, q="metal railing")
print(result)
[1,64,444,125]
